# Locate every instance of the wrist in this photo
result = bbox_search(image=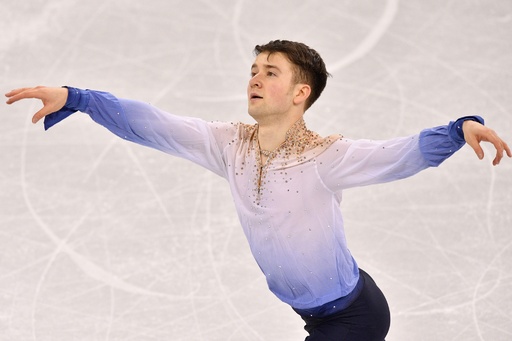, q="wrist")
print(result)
[449,115,484,143]
[62,86,90,112]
